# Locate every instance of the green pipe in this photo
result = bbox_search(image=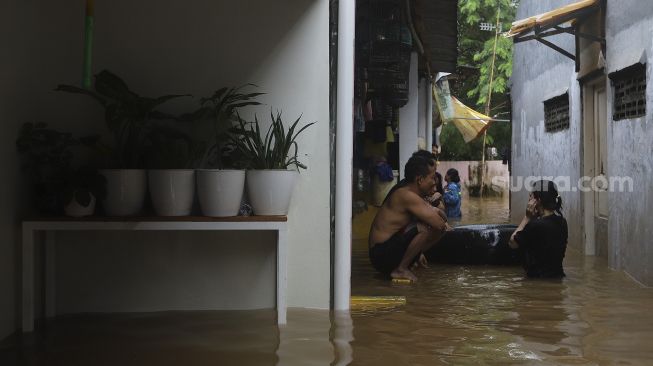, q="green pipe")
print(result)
[82,0,94,89]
